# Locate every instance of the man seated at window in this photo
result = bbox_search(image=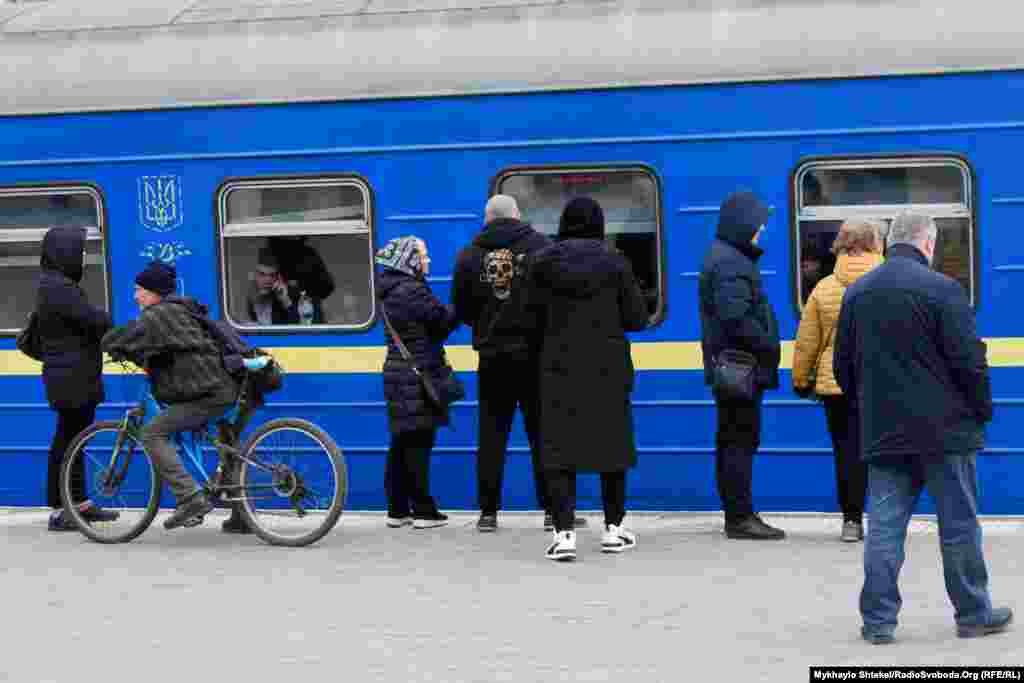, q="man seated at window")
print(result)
[247,247,300,325]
